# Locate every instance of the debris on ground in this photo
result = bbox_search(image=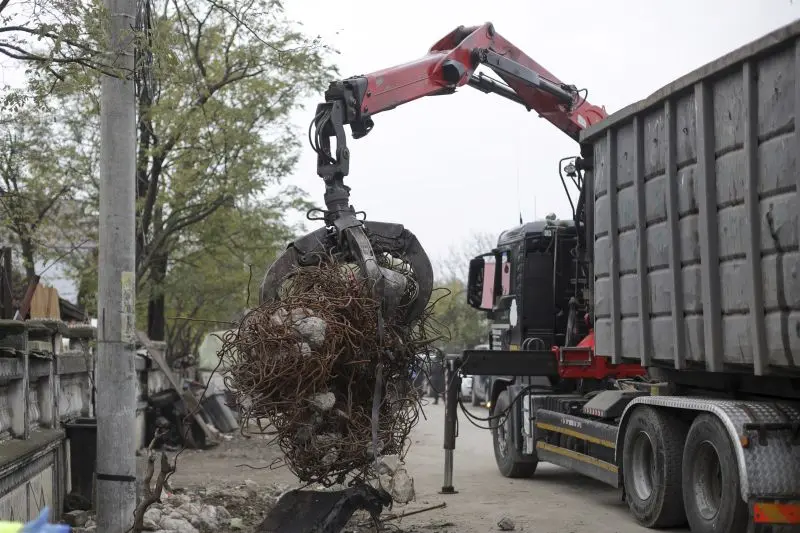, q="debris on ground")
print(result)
[62,510,89,528]
[219,256,438,490]
[191,481,288,530]
[497,516,516,531]
[156,482,282,533]
[374,454,415,504]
